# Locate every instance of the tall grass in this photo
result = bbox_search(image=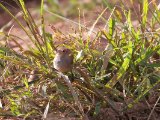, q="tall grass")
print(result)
[0,0,159,119]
